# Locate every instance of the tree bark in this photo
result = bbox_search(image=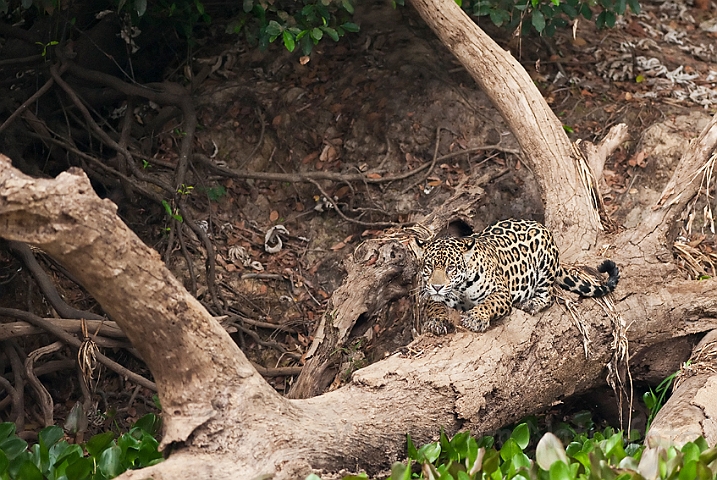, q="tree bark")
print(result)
[407,0,604,256]
[0,0,715,477]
